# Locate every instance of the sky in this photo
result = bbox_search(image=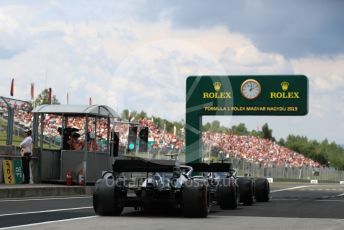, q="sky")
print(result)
[0,0,343,144]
